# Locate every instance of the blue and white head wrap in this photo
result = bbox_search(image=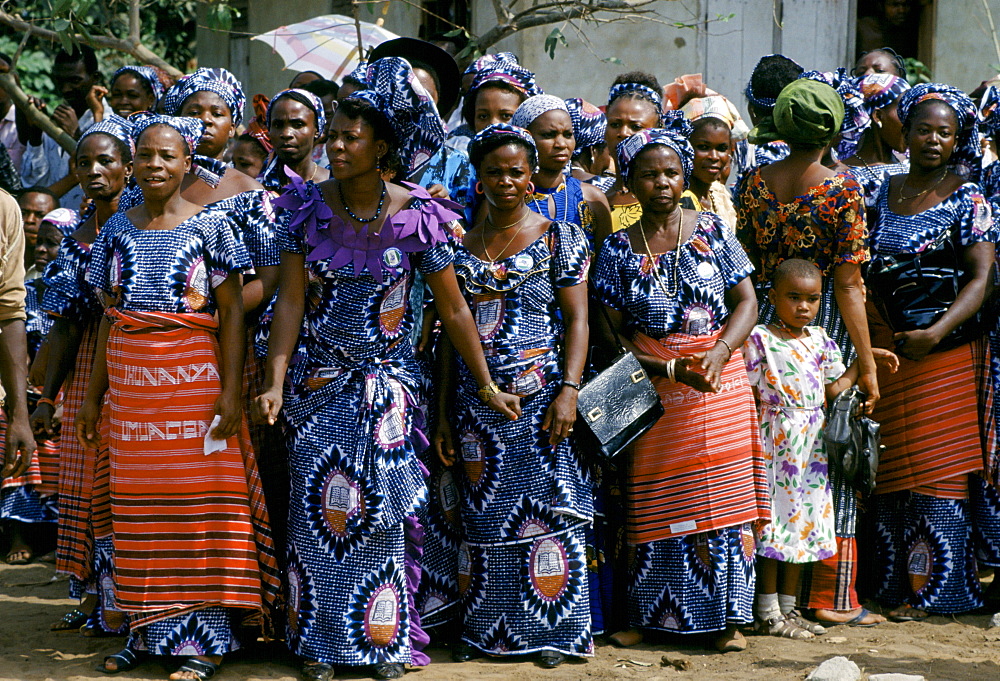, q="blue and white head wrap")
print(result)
[111,65,165,105]
[161,67,247,126]
[78,113,135,158]
[267,88,327,139]
[511,94,569,130]
[130,112,205,155]
[617,112,694,186]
